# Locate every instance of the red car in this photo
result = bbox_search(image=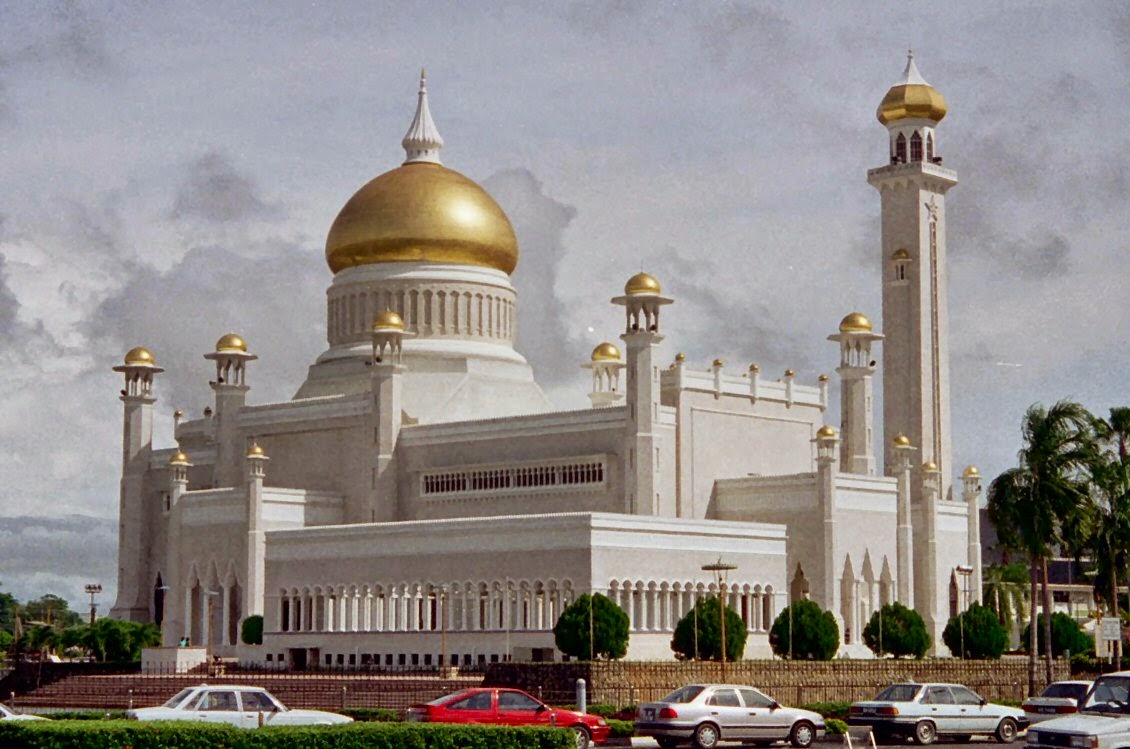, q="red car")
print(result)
[408,687,610,748]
